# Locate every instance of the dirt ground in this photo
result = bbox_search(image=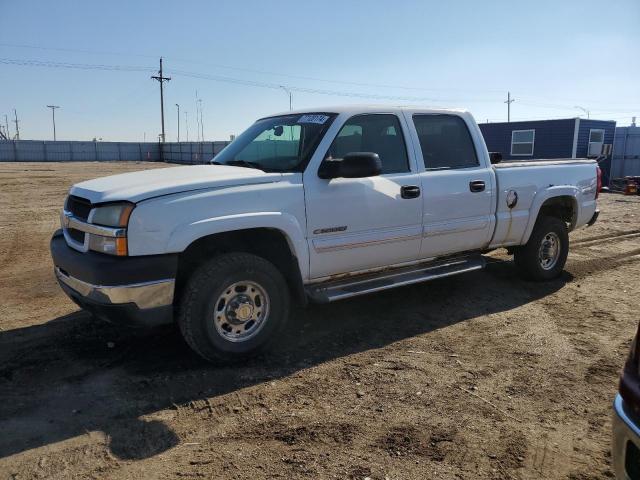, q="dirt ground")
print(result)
[1,162,639,480]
